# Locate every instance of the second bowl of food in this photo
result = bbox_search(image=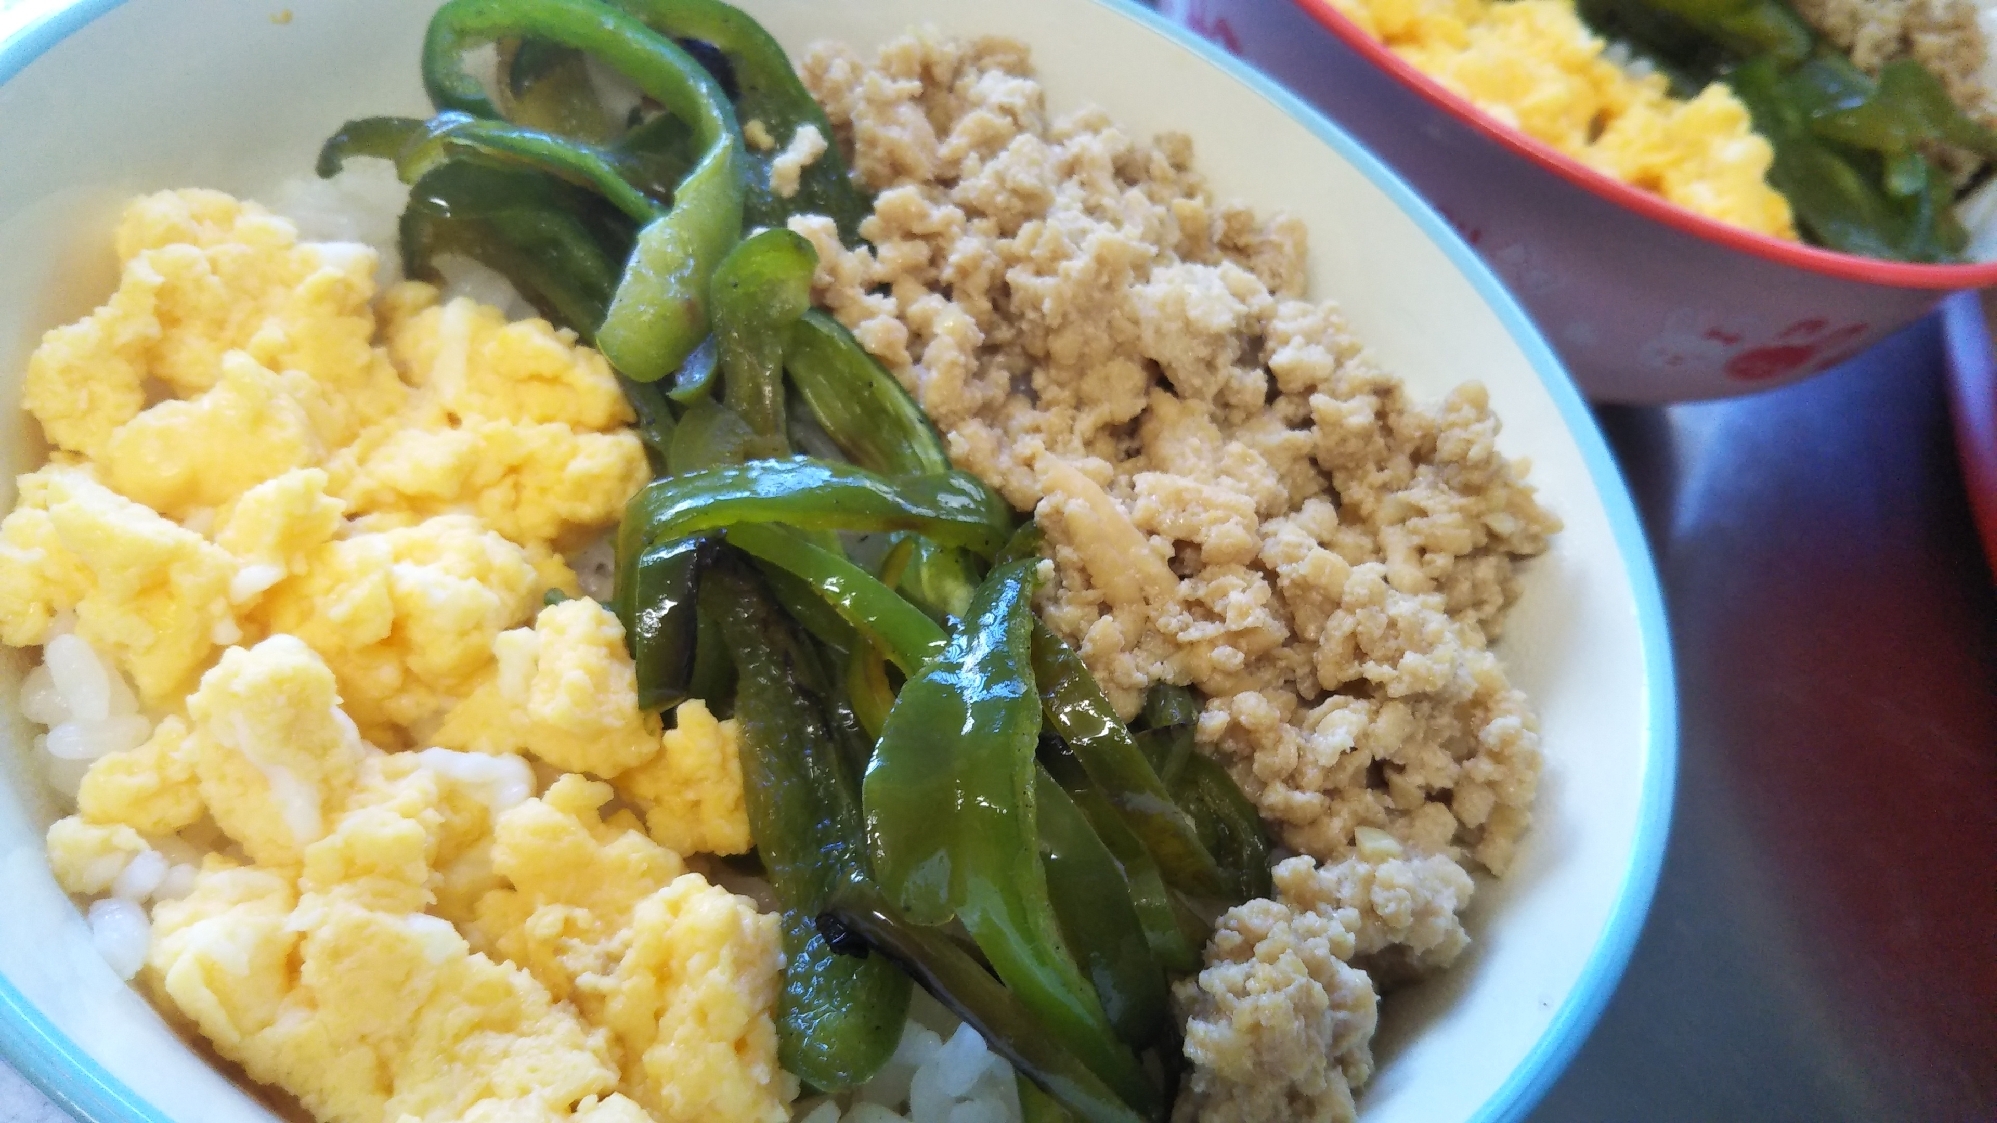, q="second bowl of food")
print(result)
[0,1,1672,1122]
[1168,0,1997,402]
